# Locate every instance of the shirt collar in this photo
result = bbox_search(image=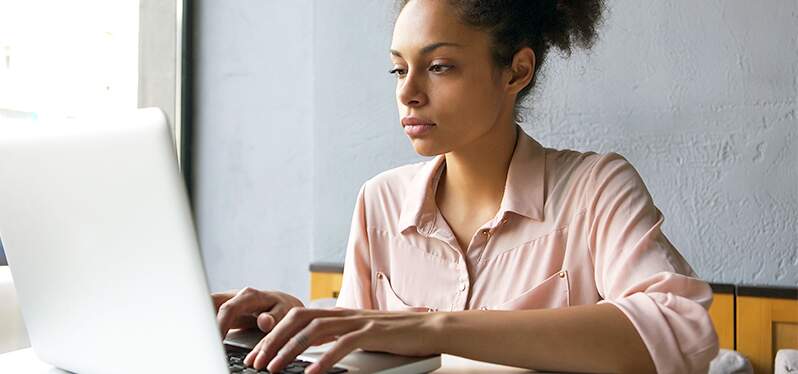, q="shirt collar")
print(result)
[398,126,546,234]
